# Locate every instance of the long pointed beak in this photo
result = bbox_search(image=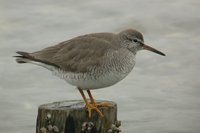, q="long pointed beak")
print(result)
[142,44,165,56]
